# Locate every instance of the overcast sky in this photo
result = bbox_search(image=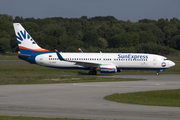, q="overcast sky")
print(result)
[0,0,180,22]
